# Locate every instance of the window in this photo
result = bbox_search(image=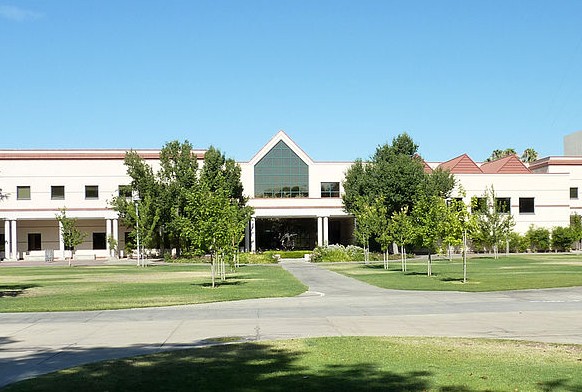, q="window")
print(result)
[519,197,535,214]
[51,186,65,200]
[570,187,578,199]
[28,233,41,251]
[254,140,309,198]
[0,234,4,252]
[85,185,99,199]
[321,182,340,198]
[17,186,31,200]
[93,233,107,250]
[495,197,511,213]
